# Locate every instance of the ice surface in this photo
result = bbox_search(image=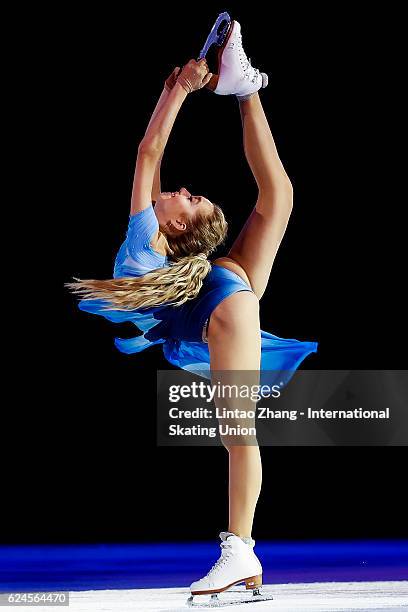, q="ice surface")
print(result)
[21,581,408,611]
